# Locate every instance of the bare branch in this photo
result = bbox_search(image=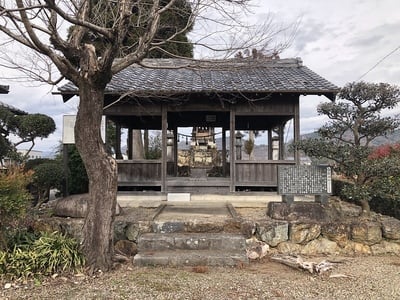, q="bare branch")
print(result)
[112,0,162,73]
[44,0,112,40]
